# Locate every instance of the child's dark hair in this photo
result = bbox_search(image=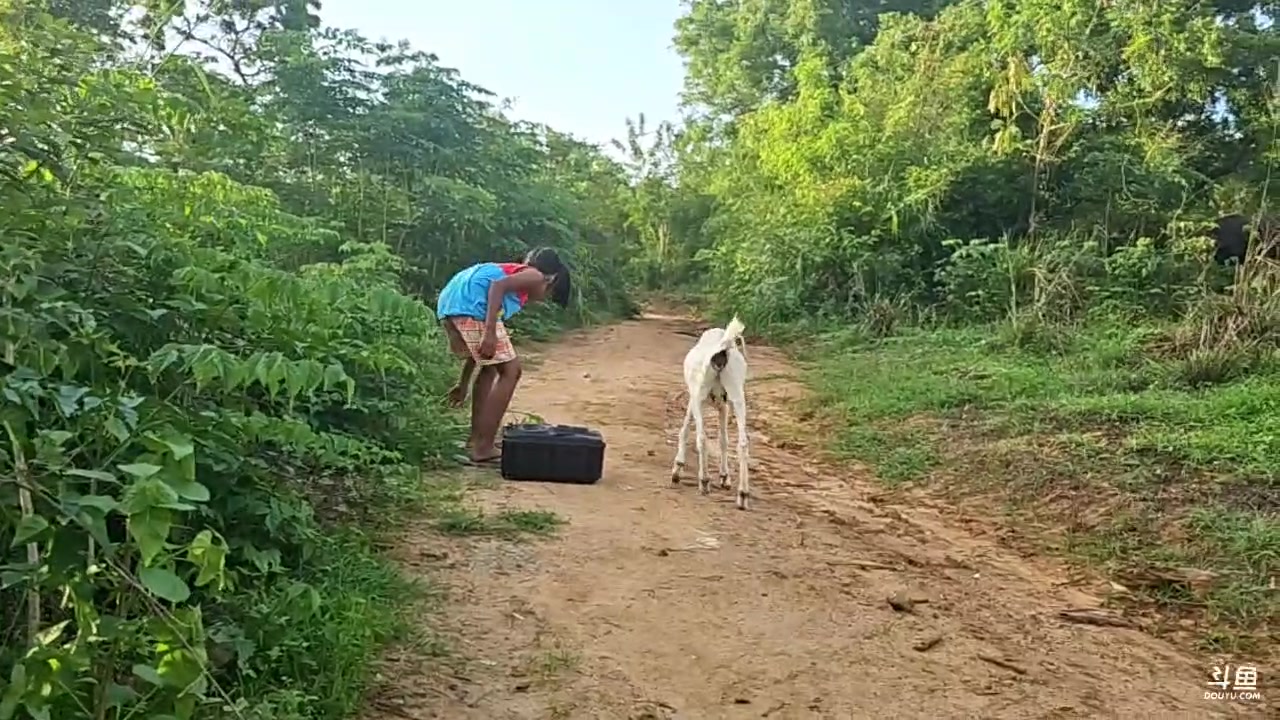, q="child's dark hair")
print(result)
[525,246,571,308]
